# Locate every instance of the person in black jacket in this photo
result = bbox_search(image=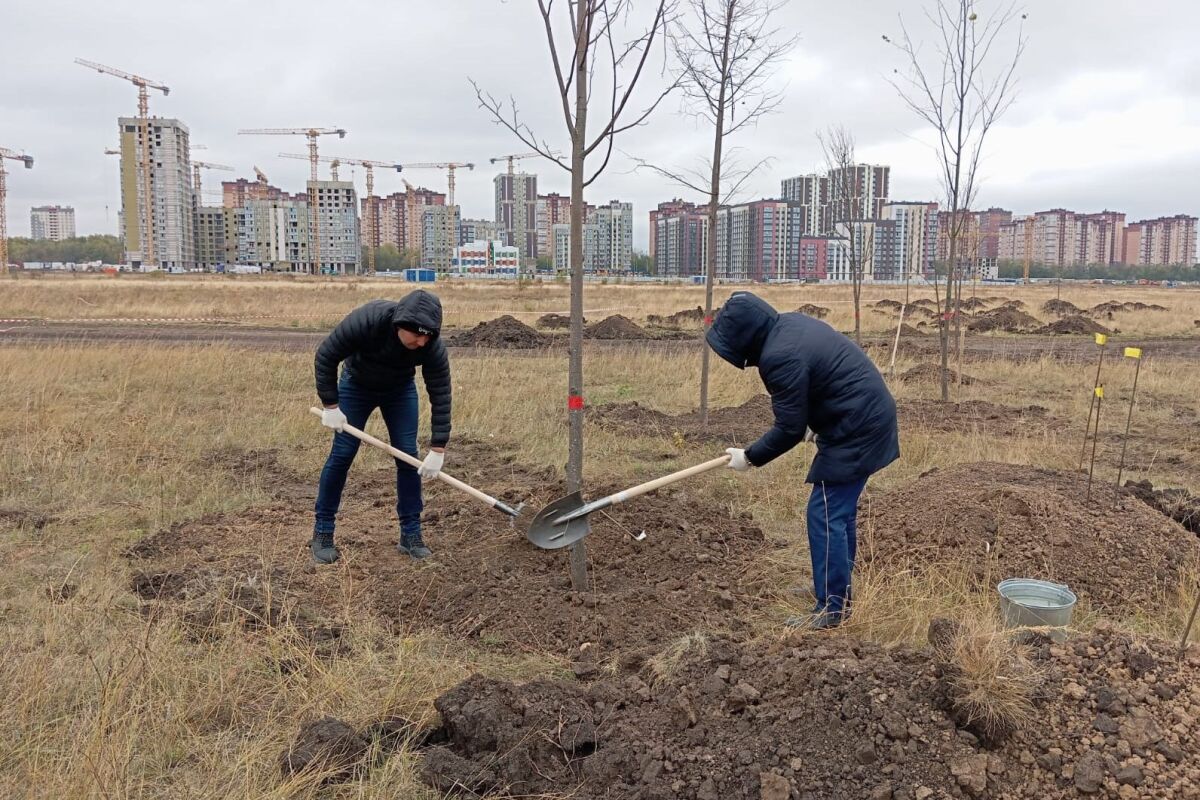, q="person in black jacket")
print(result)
[707,292,899,628]
[311,289,452,564]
